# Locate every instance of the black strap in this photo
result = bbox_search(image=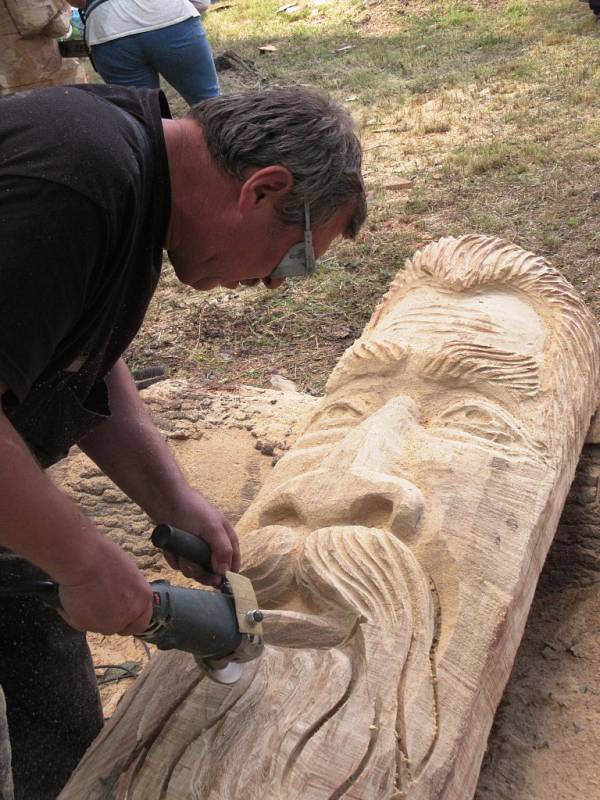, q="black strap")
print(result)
[80,0,113,69]
[81,0,112,24]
